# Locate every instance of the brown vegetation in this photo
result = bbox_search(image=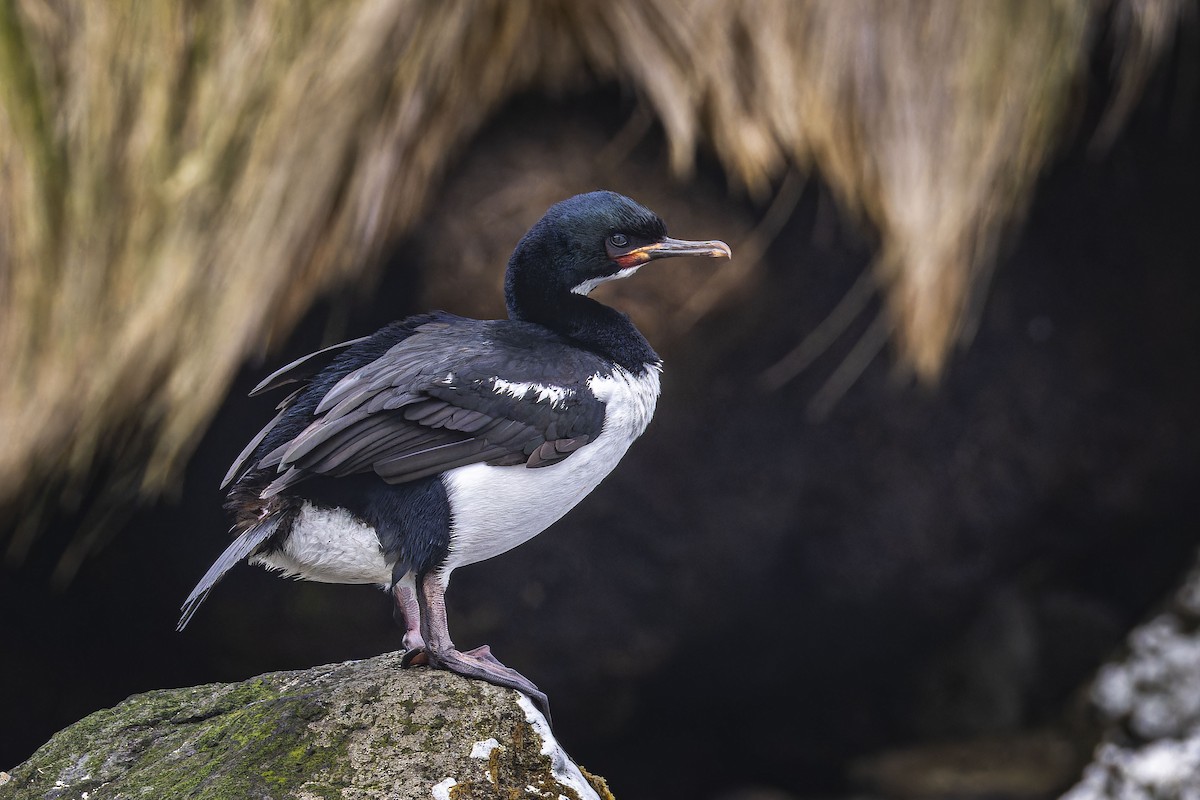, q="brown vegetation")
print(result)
[0,0,1185,568]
